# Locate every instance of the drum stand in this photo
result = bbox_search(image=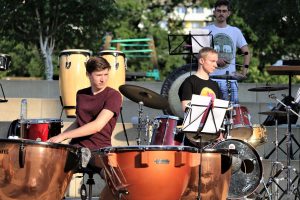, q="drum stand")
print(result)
[0,82,8,103]
[136,101,144,145]
[259,95,300,199]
